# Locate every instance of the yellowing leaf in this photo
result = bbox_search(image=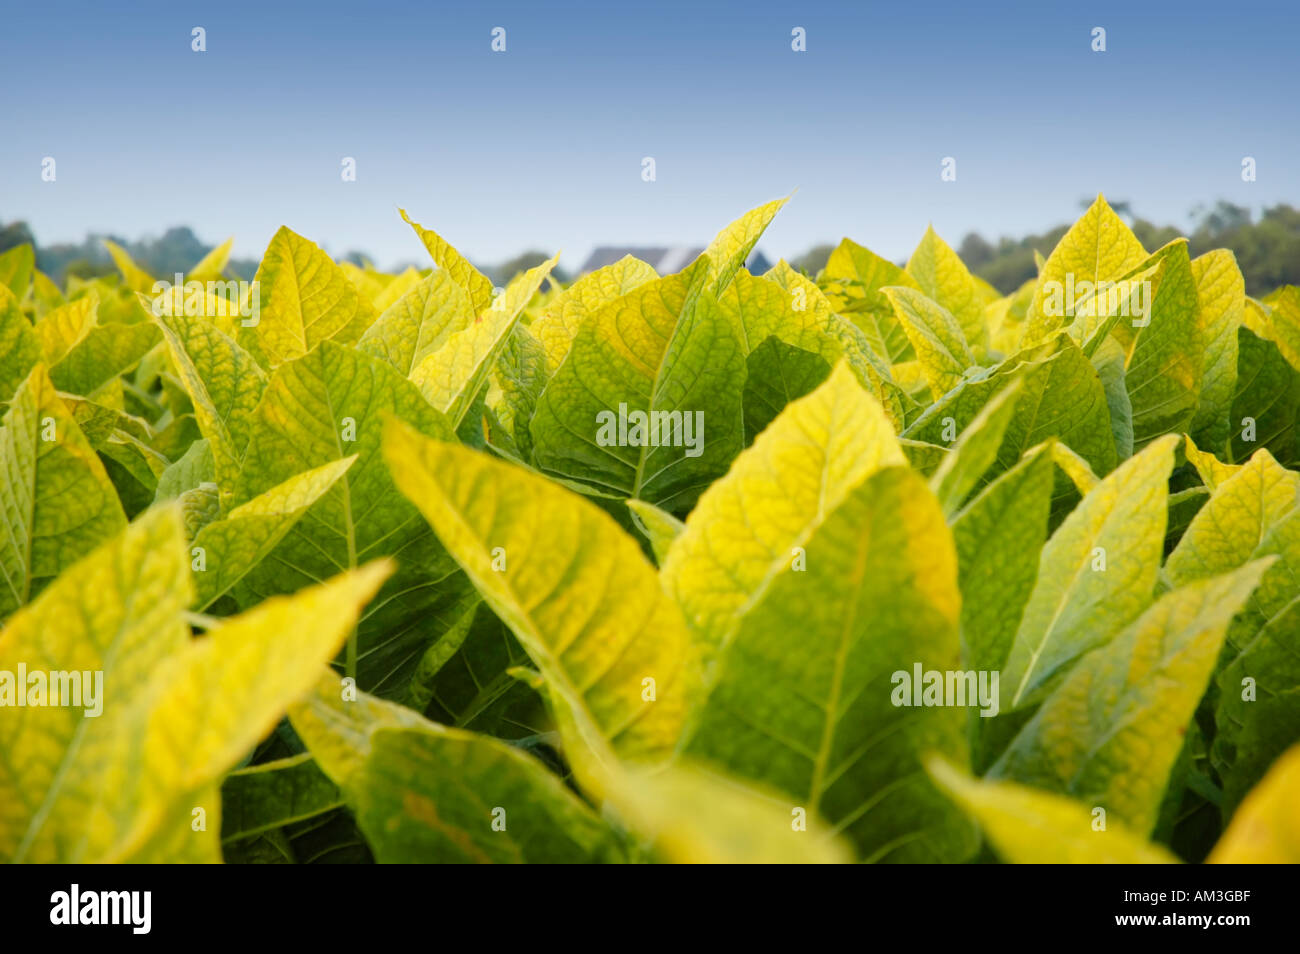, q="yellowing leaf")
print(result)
[0,364,127,618]
[102,239,155,294]
[410,252,559,425]
[531,255,657,371]
[928,757,1179,863]
[1166,448,1298,588]
[106,562,392,861]
[358,270,476,376]
[0,285,42,403]
[881,286,974,398]
[1188,250,1245,448]
[243,226,377,367]
[1209,743,1300,863]
[188,237,234,284]
[0,244,35,299]
[1022,194,1147,345]
[661,362,905,657]
[155,311,267,500]
[906,226,987,354]
[992,561,1271,834]
[0,506,191,862]
[33,294,98,365]
[1001,435,1178,710]
[382,418,697,770]
[290,671,622,863]
[189,457,357,609]
[399,209,494,315]
[702,196,788,293]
